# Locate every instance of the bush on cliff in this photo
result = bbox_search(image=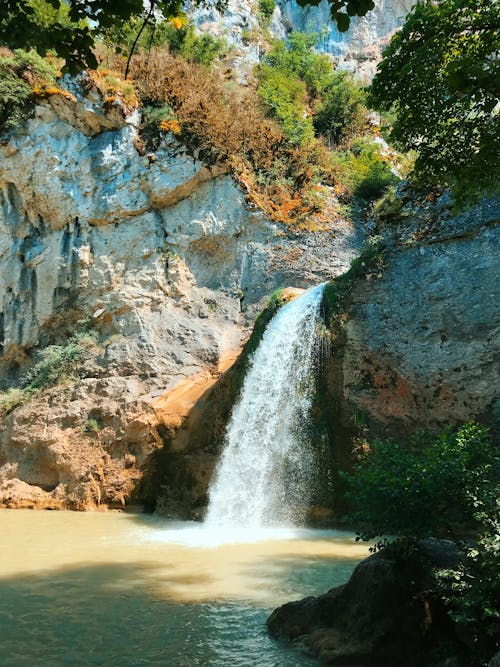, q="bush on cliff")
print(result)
[101,18,227,69]
[342,422,500,651]
[0,48,59,131]
[257,33,368,149]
